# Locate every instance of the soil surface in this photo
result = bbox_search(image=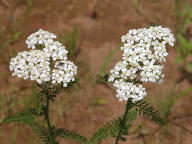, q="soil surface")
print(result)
[0,0,192,144]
